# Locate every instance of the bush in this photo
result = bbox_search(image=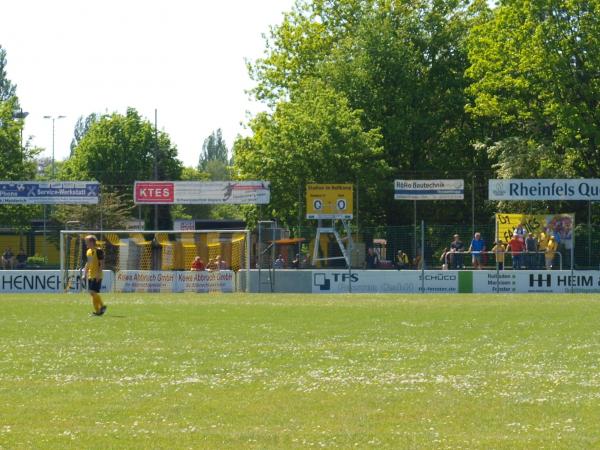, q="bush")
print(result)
[26,255,48,267]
